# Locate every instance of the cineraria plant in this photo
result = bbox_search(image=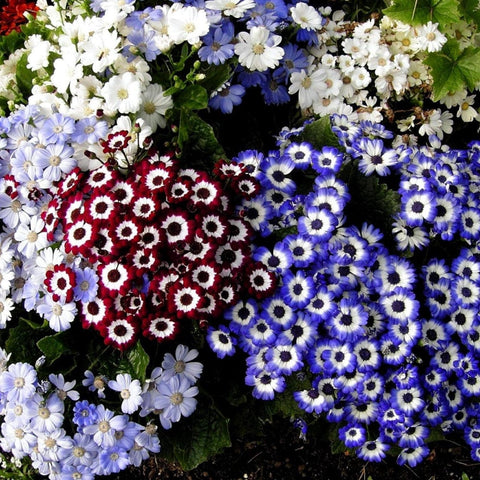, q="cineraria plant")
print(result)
[1,0,480,477]
[208,114,480,467]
